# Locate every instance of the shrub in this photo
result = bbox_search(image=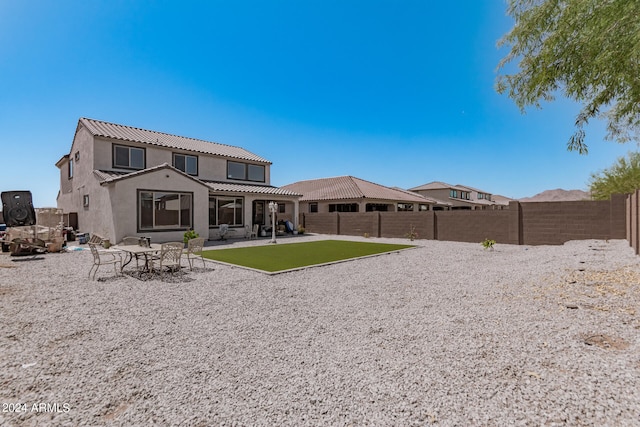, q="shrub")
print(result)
[405,225,418,241]
[183,229,199,244]
[481,238,496,250]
